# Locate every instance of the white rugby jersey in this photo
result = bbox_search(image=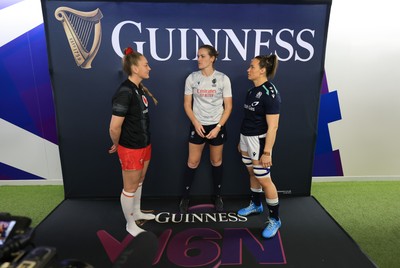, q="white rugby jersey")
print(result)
[184,70,232,125]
